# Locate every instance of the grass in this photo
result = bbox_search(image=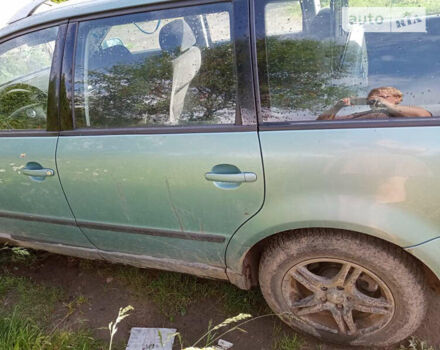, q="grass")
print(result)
[0,273,62,324]
[272,322,304,350]
[0,310,101,350]
[0,249,105,350]
[0,248,271,349]
[84,260,269,320]
[273,333,304,350]
[3,249,437,350]
[0,274,104,350]
[400,337,437,350]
